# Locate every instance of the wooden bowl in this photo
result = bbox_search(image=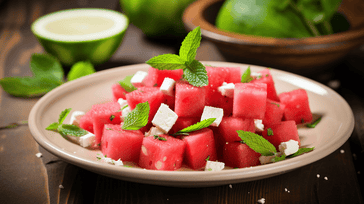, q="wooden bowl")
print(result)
[183,0,364,75]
